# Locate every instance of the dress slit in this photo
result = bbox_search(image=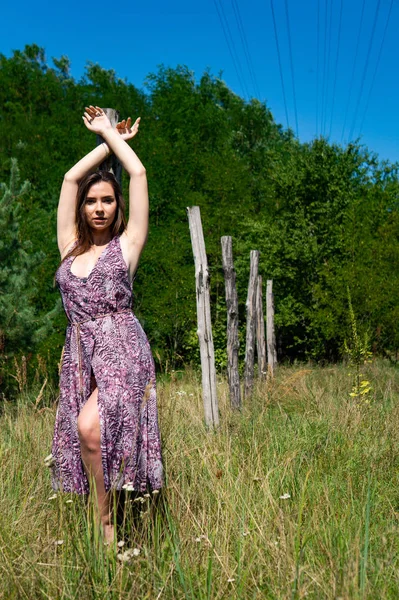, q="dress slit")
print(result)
[95,380,109,490]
